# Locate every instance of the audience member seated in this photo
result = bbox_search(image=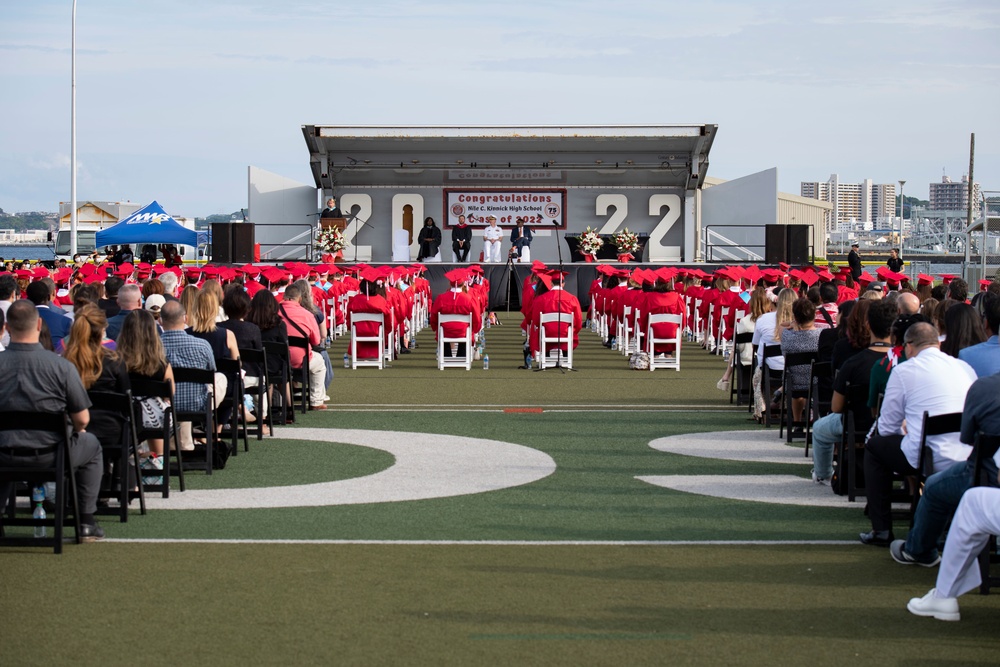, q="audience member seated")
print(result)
[751,288,795,420]
[940,303,987,360]
[25,281,71,347]
[809,299,897,484]
[860,323,977,546]
[0,300,105,541]
[958,293,1000,377]
[278,283,326,410]
[105,284,142,341]
[779,298,822,433]
[891,363,1000,567]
